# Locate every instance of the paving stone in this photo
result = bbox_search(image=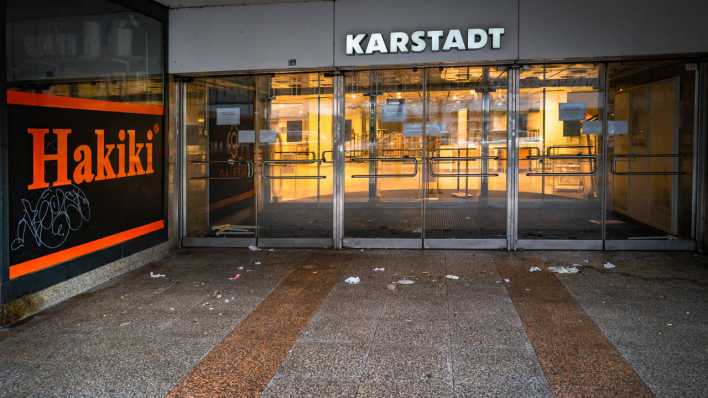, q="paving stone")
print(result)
[365,345,451,382]
[263,376,359,398]
[278,342,369,380]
